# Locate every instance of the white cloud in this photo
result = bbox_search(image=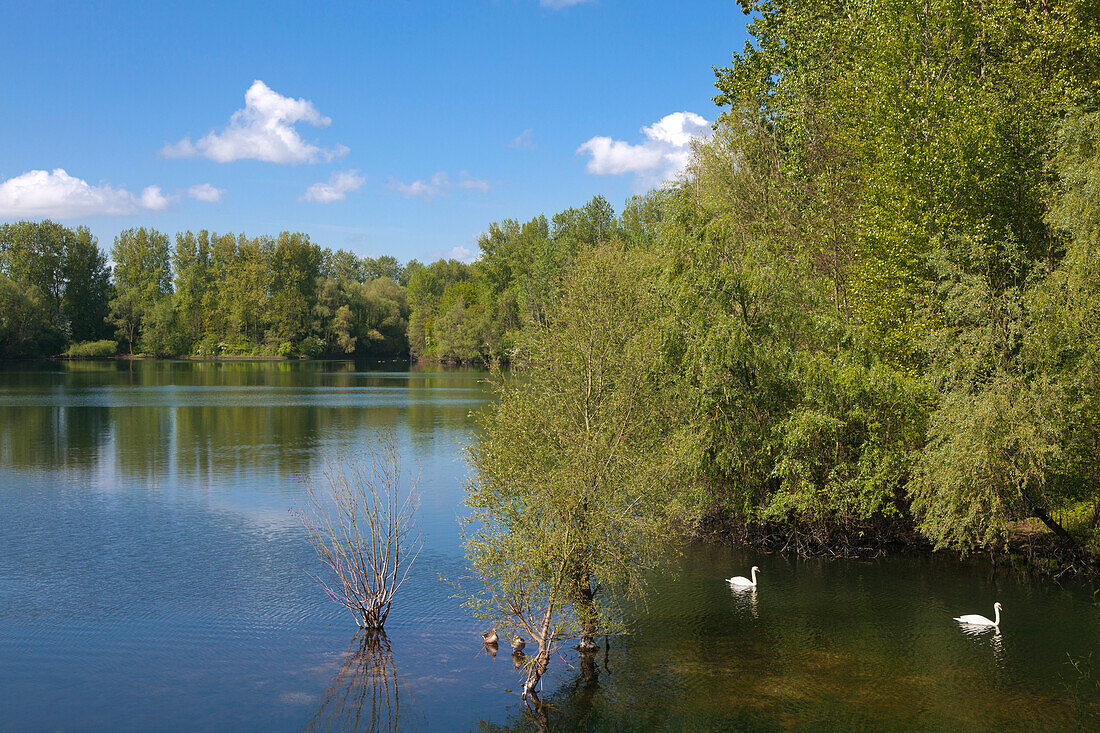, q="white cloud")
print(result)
[447,245,478,263]
[509,128,535,150]
[541,0,594,8]
[187,183,225,203]
[457,172,491,192]
[139,185,173,211]
[577,111,711,190]
[0,169,172,218]
[161,80,348,164]
[299,170,366,203]
[389,171,450,200]
[388,170,490,200]
[432,245,478,263]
